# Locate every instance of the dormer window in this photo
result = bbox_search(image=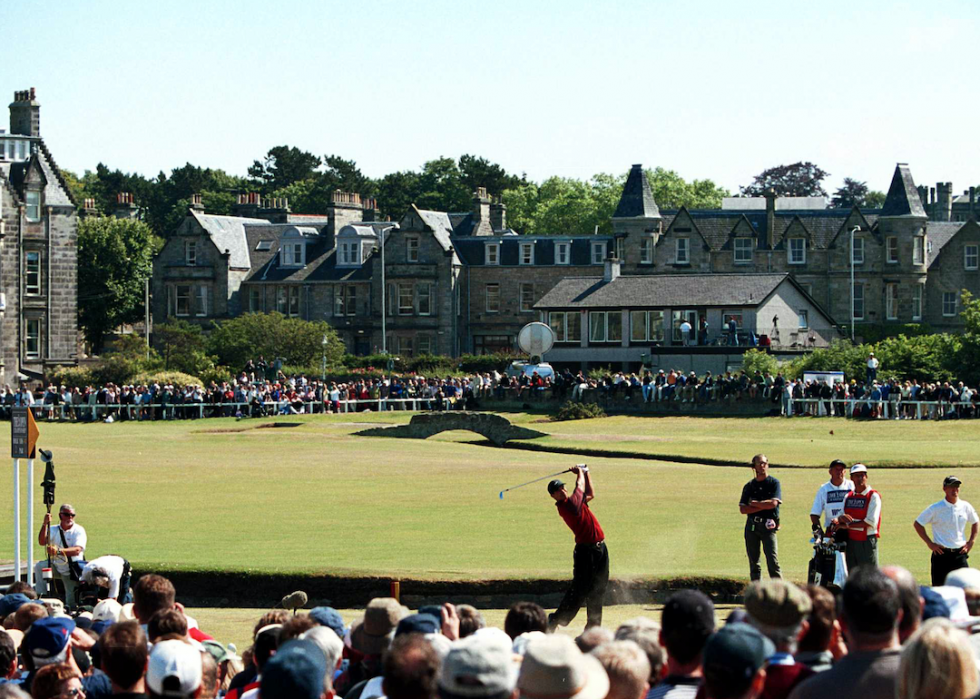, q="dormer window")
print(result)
[555,242,570,265]
[591,242,607,265]
[406,236,420,263]
[337,241,359,266]
[851,237,865,264]
[485,242,500,265]
[185,240,197,266]
[25,190,41,222]
[675,237,690,264]
[640,239,653,264]
[520,242,535,265]
[282,242,305,266]
[734,238,753,264]
[788,238,806,265]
